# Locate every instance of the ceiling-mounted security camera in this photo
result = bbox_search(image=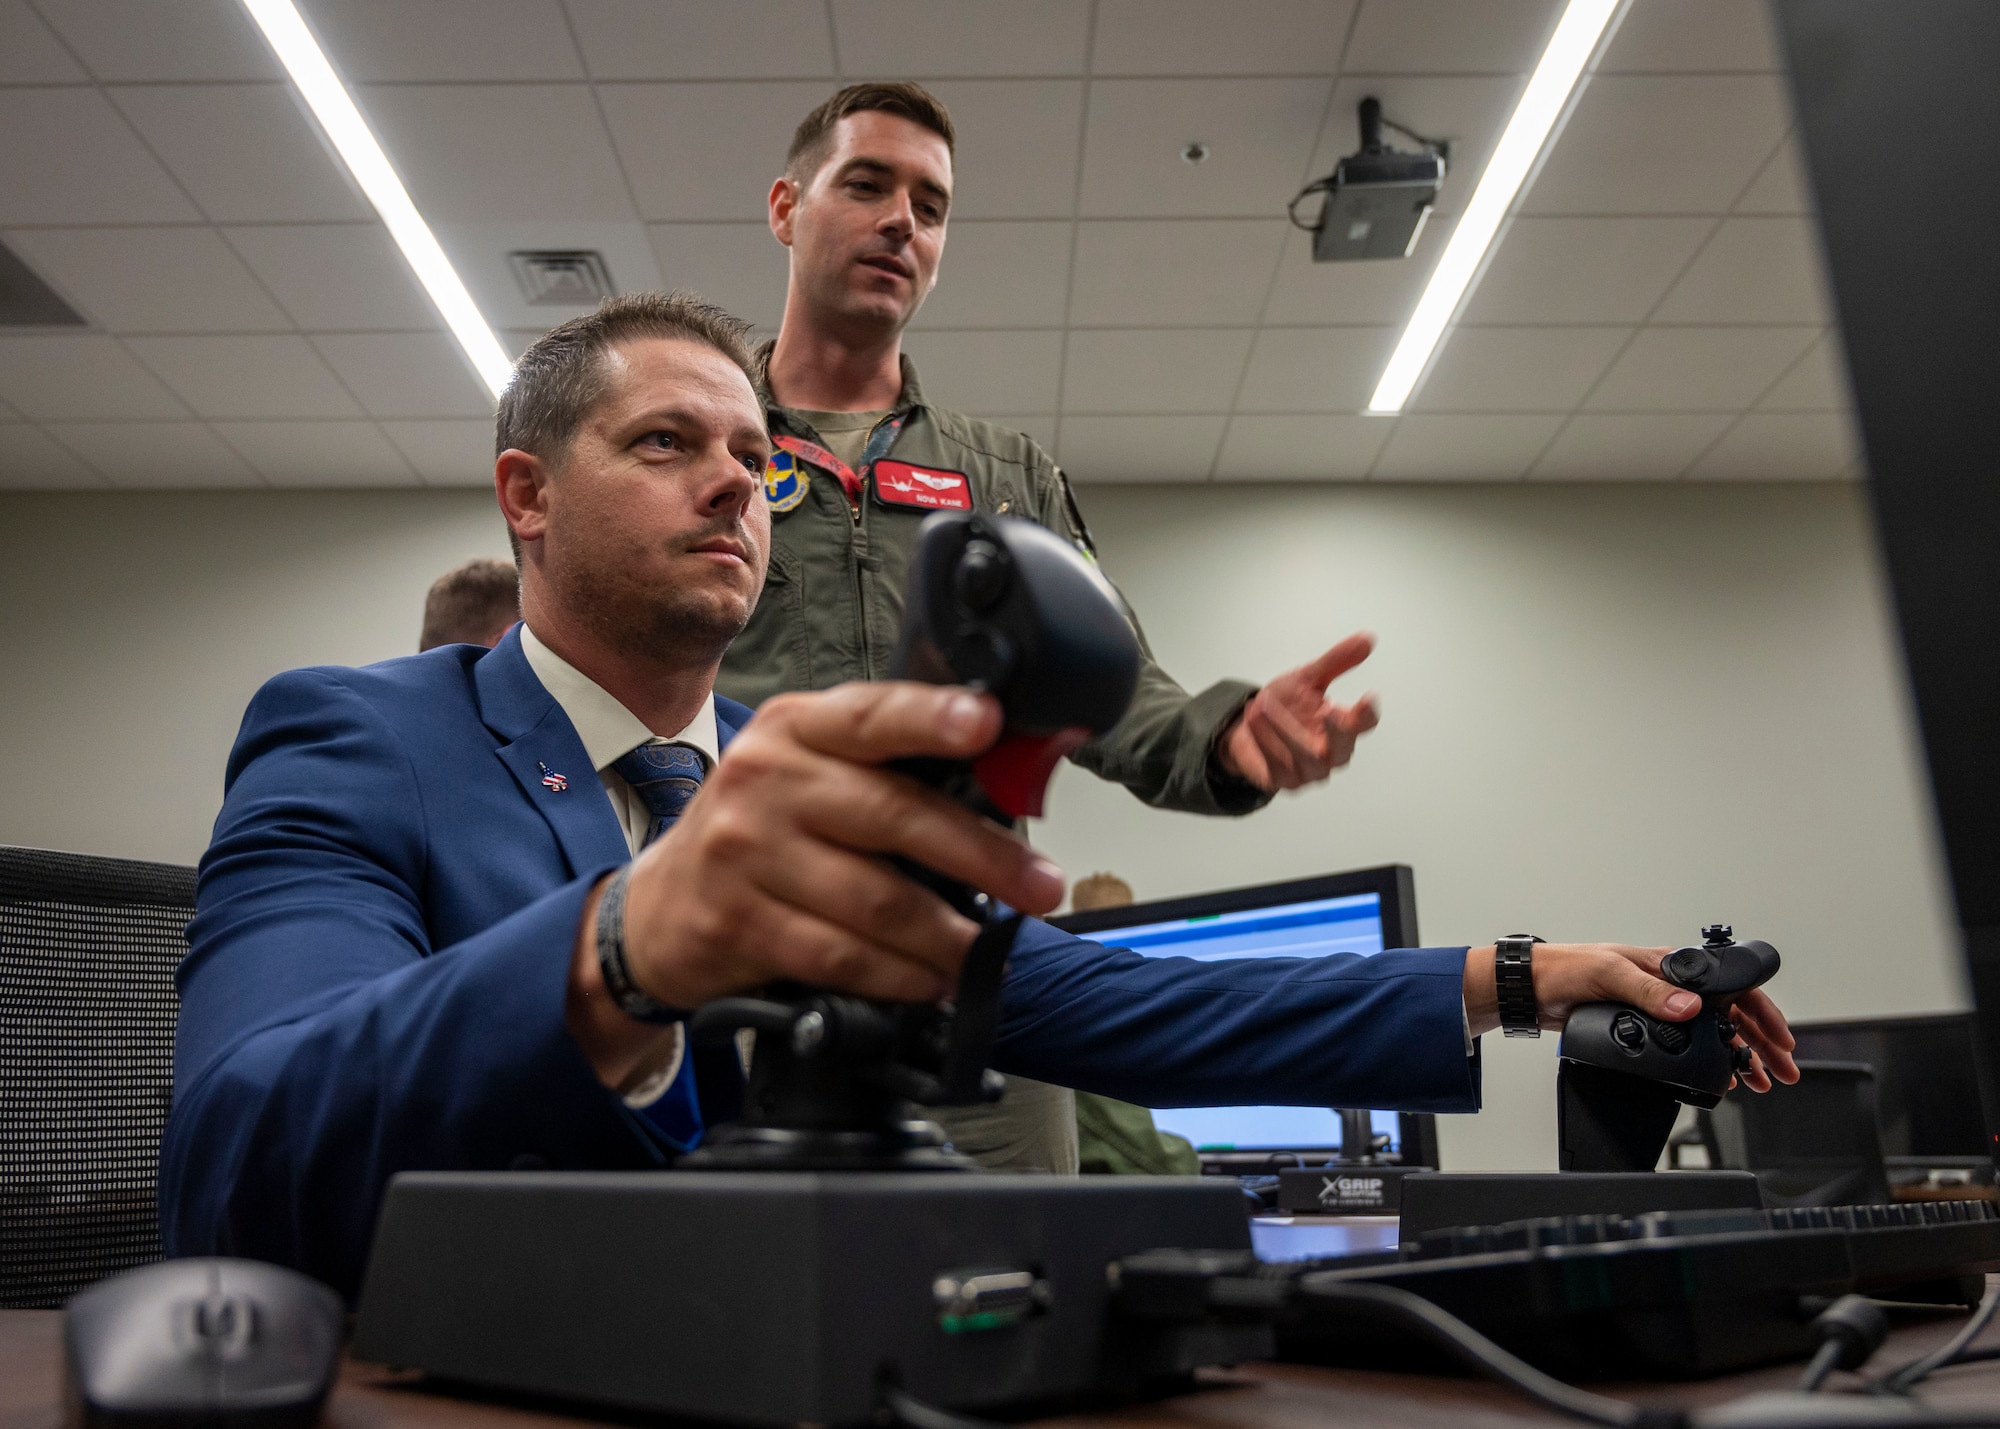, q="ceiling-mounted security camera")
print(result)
[1291,98,1448,263]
